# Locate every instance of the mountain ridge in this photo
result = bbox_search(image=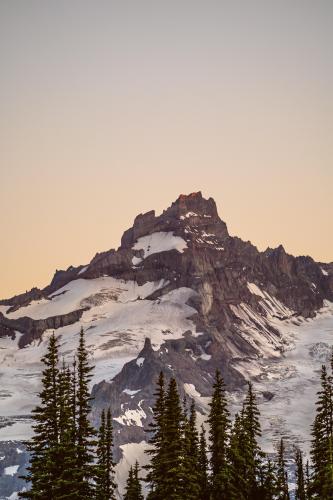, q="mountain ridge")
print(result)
[0,191,333,497]
[1,192,332,350]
